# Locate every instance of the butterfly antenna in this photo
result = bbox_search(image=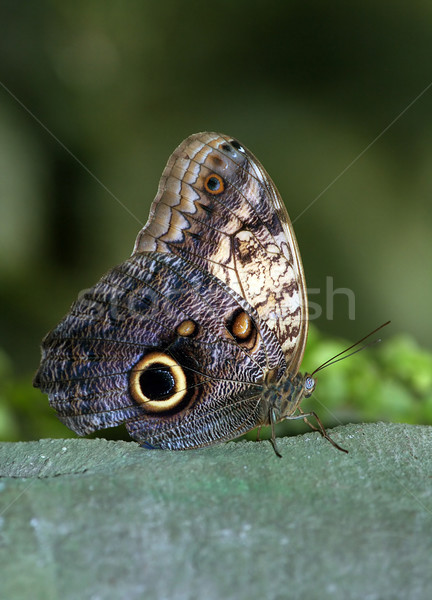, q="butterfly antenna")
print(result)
[312,320,391,376]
